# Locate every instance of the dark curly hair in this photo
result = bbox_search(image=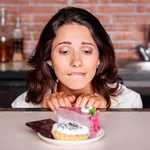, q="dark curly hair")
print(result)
[25,7,122,108]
